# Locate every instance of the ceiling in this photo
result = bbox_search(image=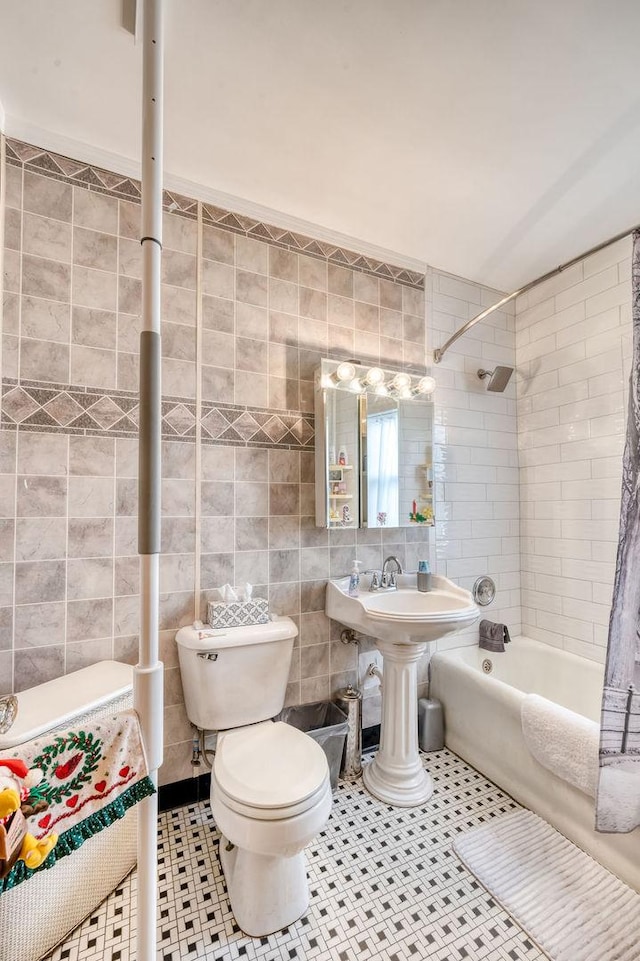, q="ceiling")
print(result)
[1,0,639,291]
